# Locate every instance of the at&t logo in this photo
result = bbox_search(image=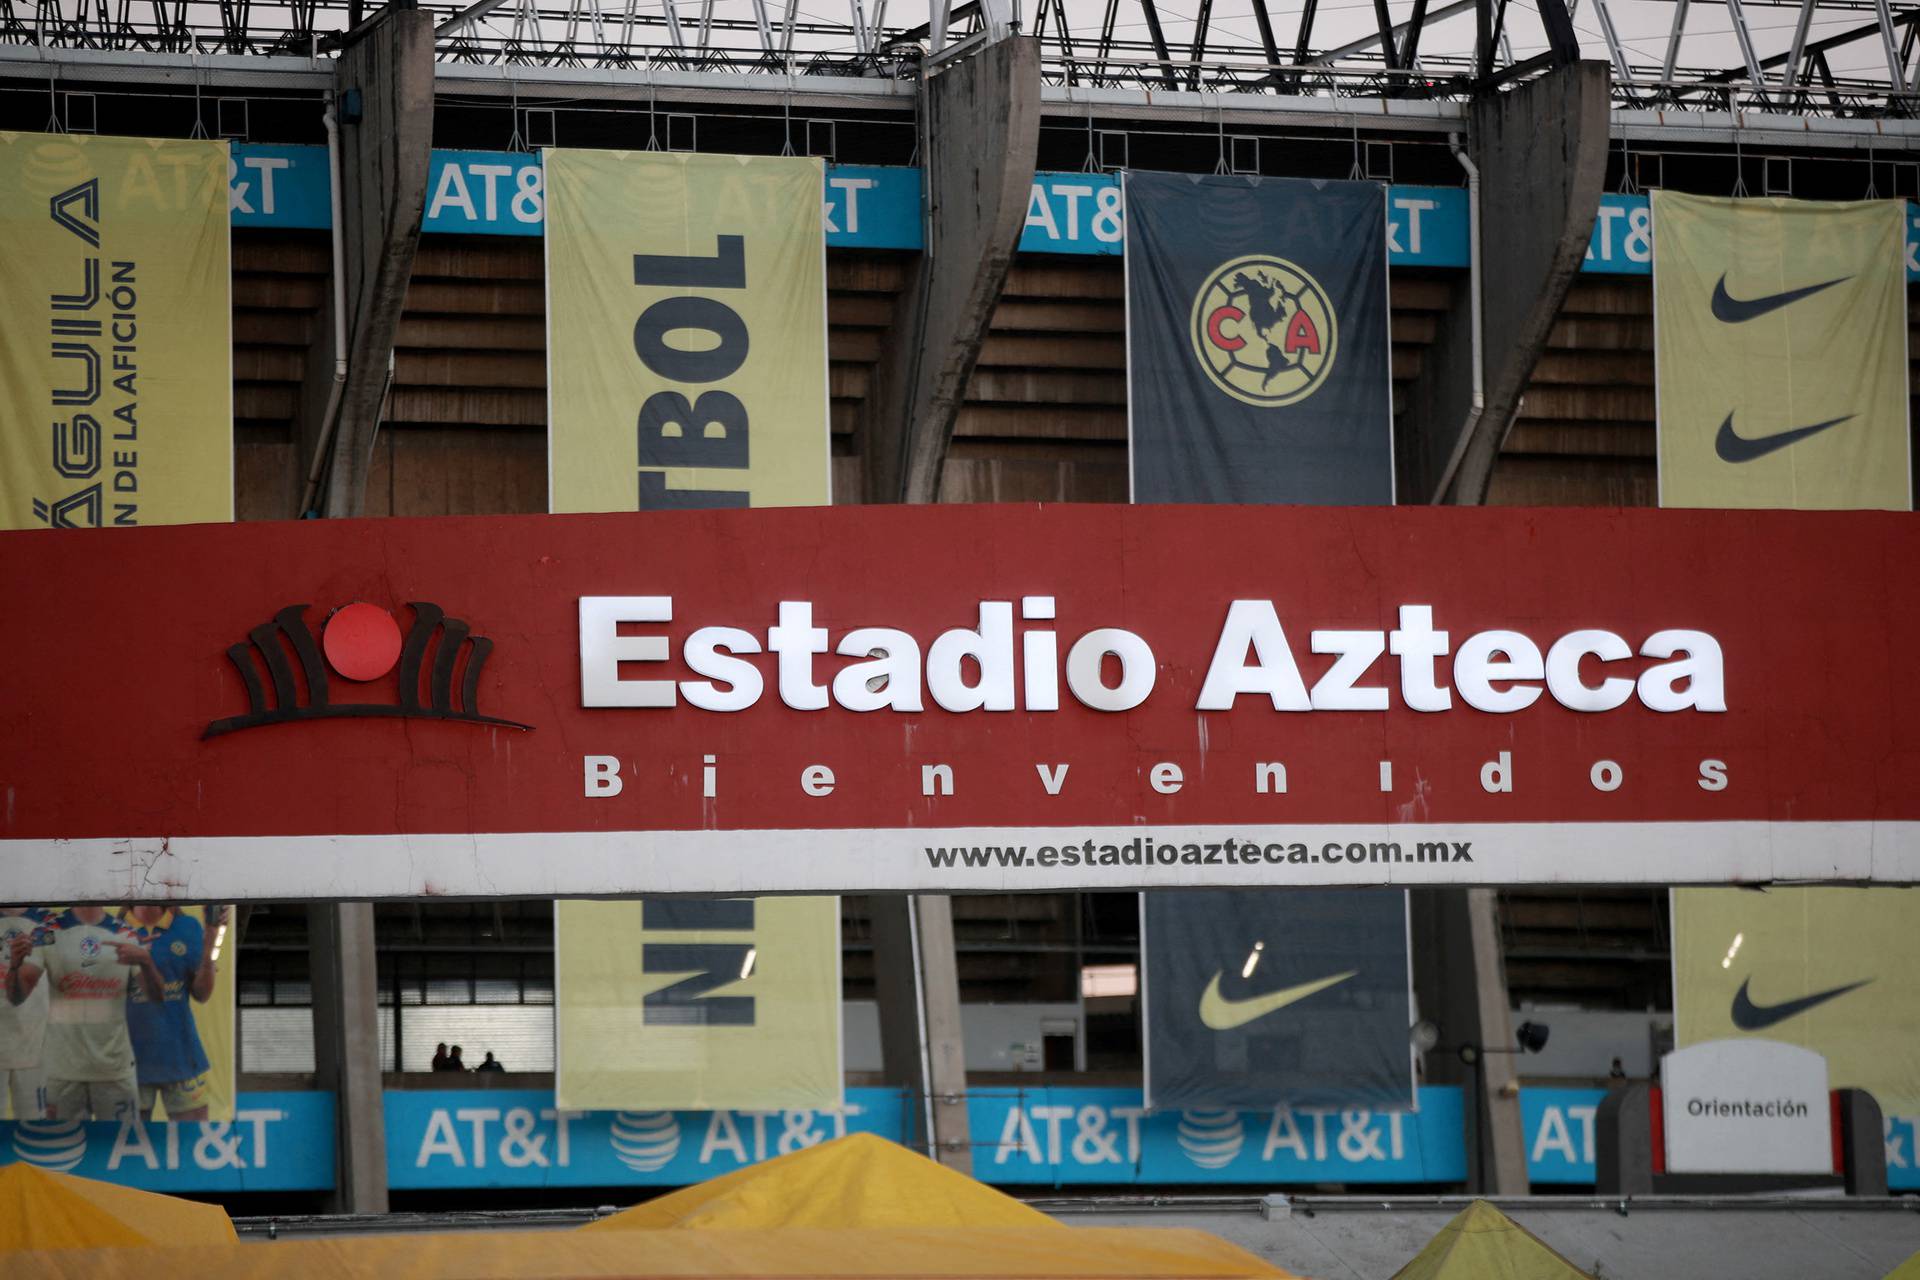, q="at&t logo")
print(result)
[1191,255,1336,407]
[11,1119,87,1171]
[1175,1110,1245,1169]
[609,1111,681,1172]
